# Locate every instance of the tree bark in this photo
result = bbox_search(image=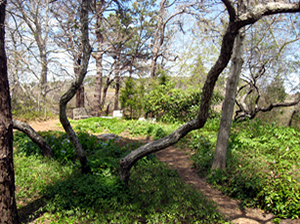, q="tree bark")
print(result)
[76,85,85,108]
[59,0,91,174]
[74,57,85,108]
[0,1,20,222]
[12,120,53,159]
[119,1,300,185]
[93,0,105,116]
[211,0,246,171]
[114,74,120,110]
